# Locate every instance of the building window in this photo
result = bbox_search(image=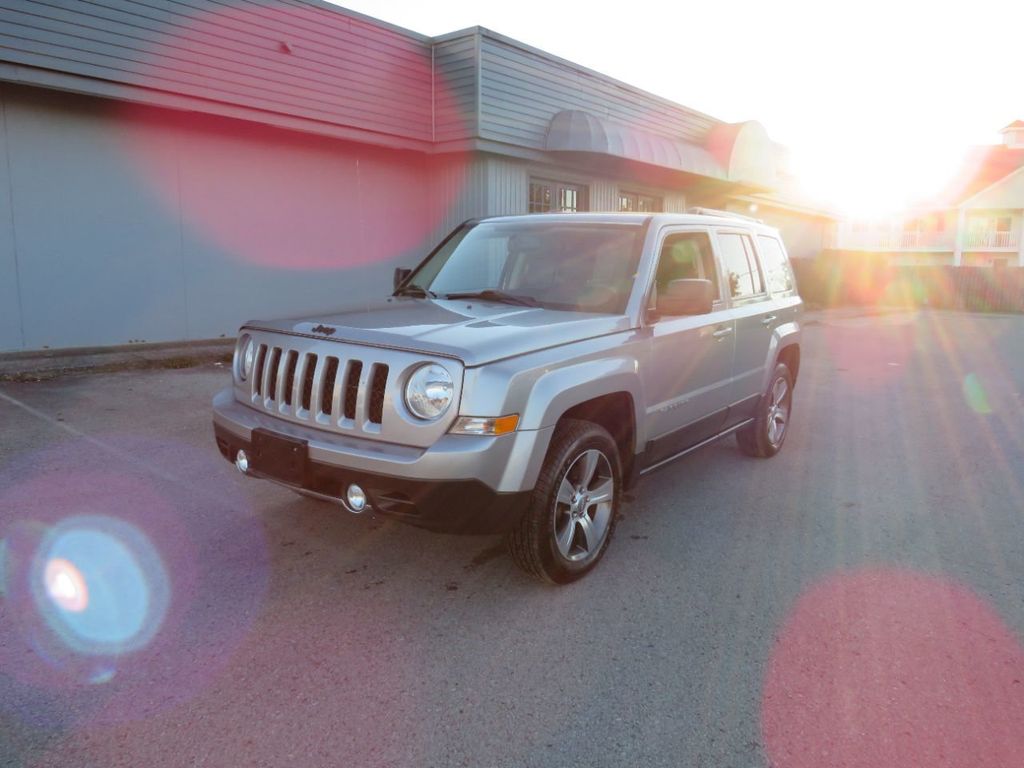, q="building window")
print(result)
[619,191,663,212]
[529,179,587,213]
